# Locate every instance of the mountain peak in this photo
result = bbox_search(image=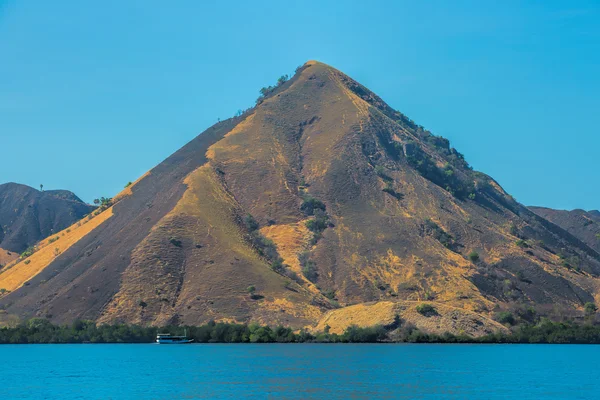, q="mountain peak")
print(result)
[1,64,600,335]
